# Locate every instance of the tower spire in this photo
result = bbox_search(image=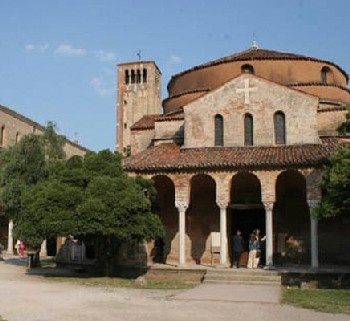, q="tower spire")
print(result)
[251,33,258,49]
